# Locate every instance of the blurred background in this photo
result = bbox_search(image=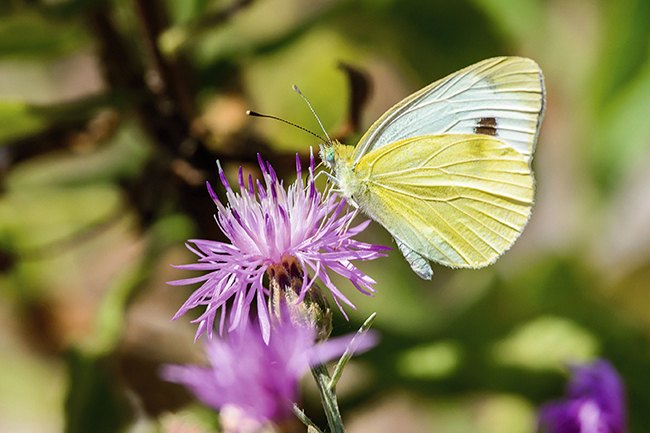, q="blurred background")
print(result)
[2,0,650,432]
